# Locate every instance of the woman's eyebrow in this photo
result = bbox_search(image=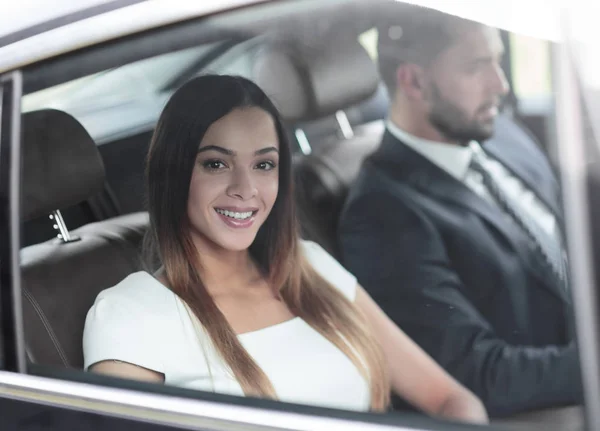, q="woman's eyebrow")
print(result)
[255,147,279,156]
[197,146,279,156]
[197,145,234,155]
